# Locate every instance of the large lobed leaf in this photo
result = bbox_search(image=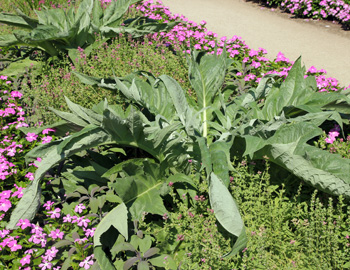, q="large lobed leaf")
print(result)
[107,160,167,219]
[263,142,350,197]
